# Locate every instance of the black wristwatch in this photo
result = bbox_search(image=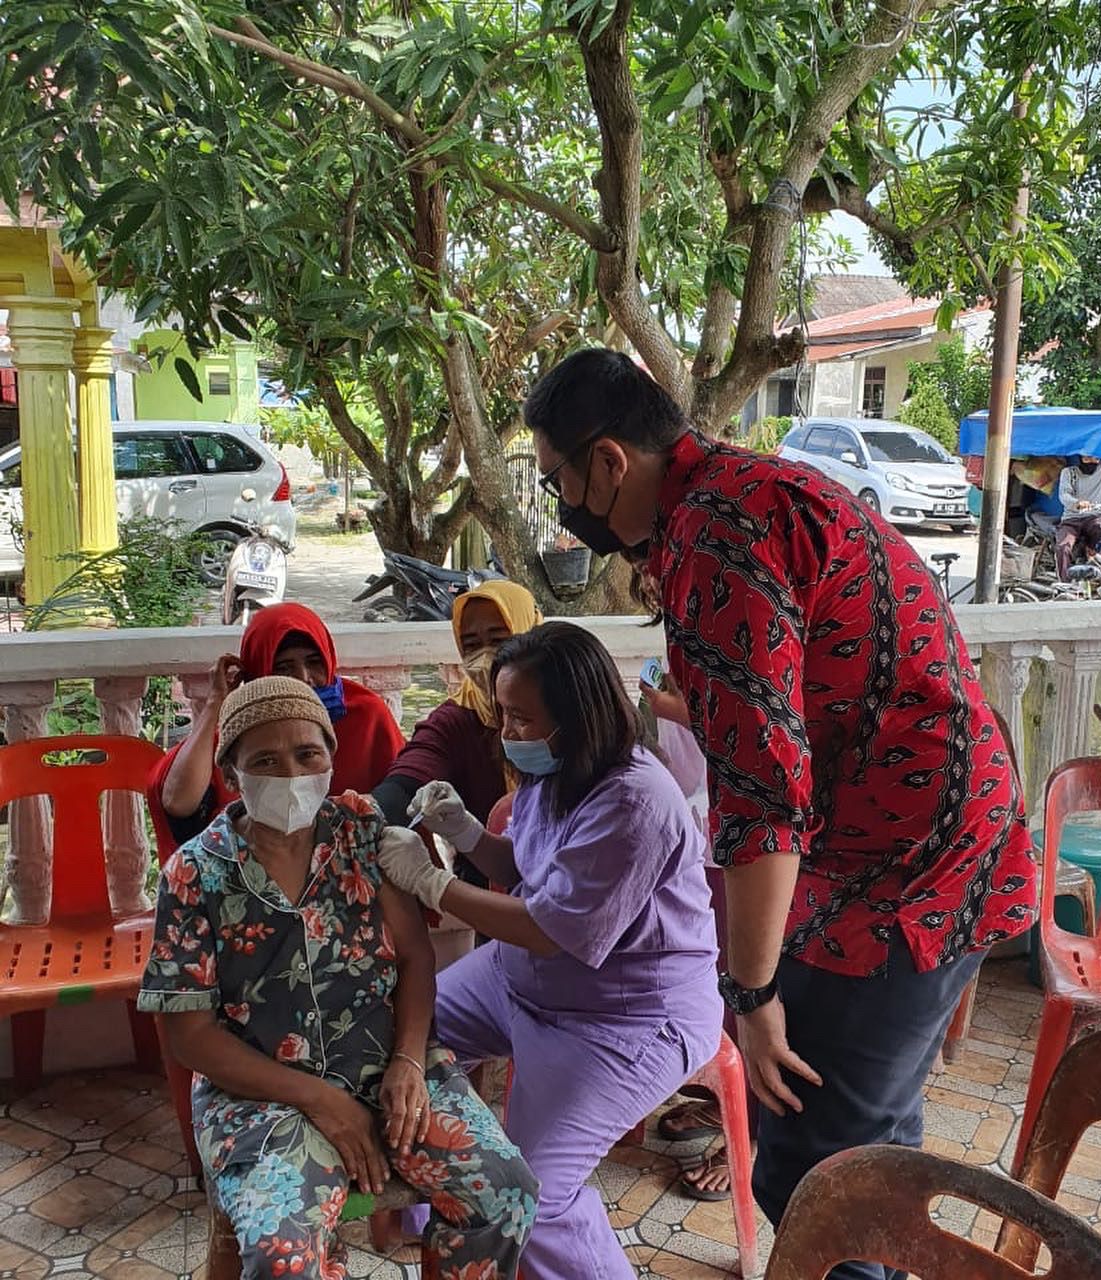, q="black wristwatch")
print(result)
[718,972,779,1015]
